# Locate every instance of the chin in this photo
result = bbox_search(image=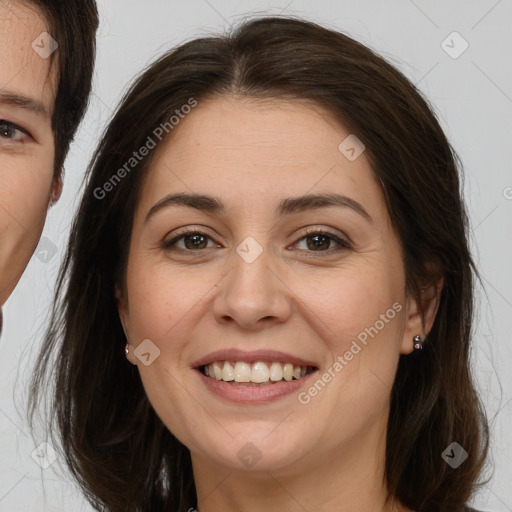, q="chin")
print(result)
[189,431,310,473]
